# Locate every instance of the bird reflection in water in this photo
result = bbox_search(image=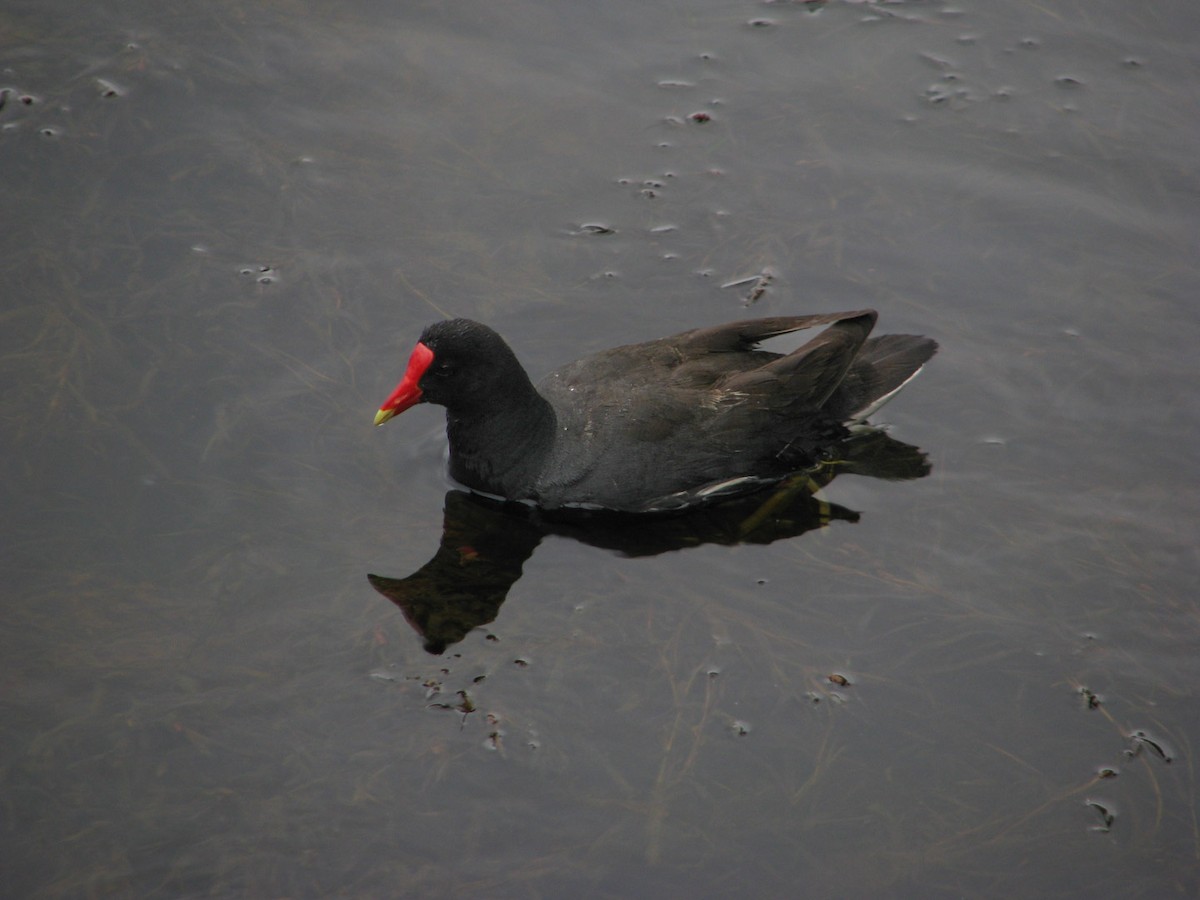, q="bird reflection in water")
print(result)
[368,429,930,654]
